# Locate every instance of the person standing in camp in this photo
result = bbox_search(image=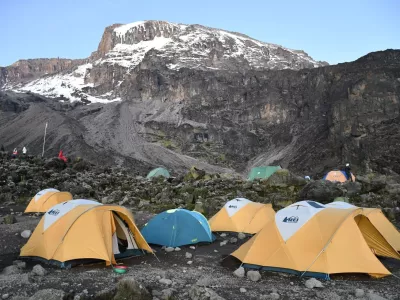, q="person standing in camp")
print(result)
[344,163,353,182]
[58,150,67,163]
[12,148,18,159]
[22,146,27,156]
